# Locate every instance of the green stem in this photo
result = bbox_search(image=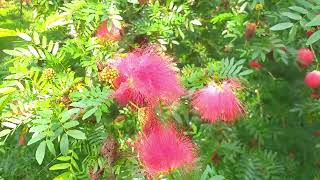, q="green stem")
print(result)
[20,0,23,29]
[310,45,319,70]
